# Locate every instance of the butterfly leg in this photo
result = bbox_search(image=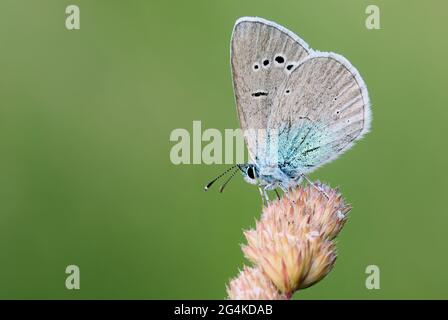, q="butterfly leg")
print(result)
[301,174,330,199]
[258,187,269,206]
[263,189,270,204]
[274,189,281,200]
